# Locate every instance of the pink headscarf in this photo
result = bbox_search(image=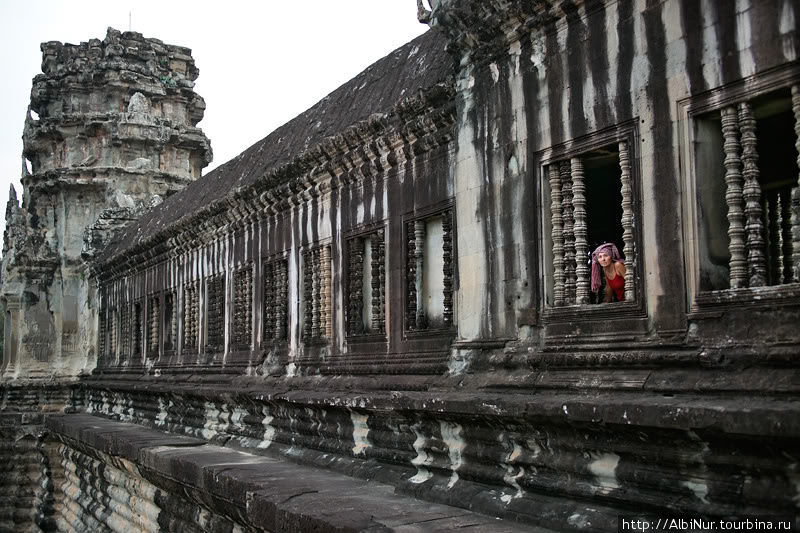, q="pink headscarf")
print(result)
[591,243,622,292]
